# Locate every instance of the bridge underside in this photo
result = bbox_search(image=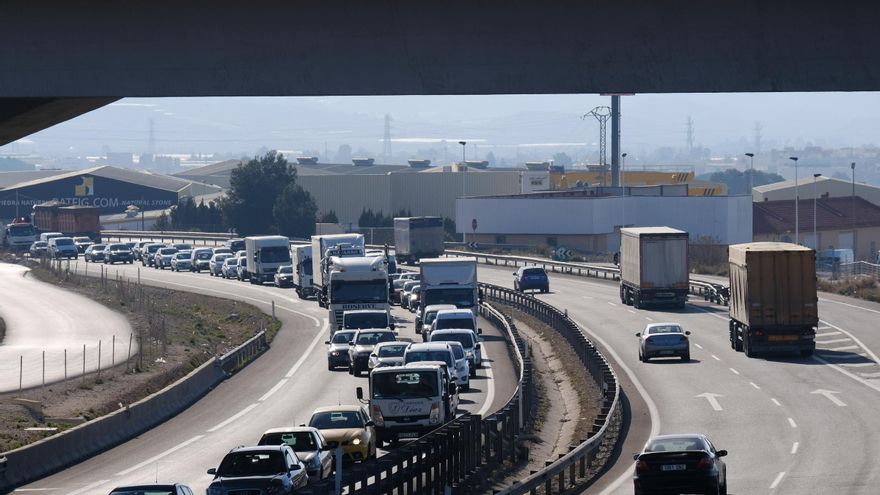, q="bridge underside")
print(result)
[1,1,879,144]
[0,98,119,146]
